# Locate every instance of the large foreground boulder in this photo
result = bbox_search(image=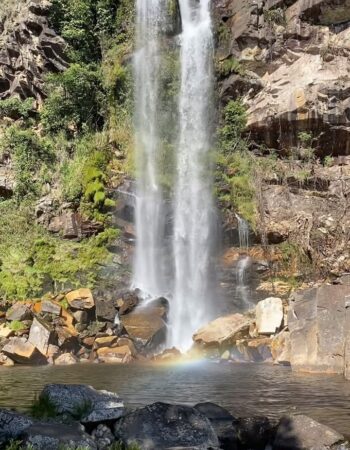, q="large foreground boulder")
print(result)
[273,415,348,450]
[193,314,251,348]
[0,409,33,445]
[40,384,124,424]
[20,422,97,450]
[195,402,237,450]
[114,402,220,449]
[288,285,350,374]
